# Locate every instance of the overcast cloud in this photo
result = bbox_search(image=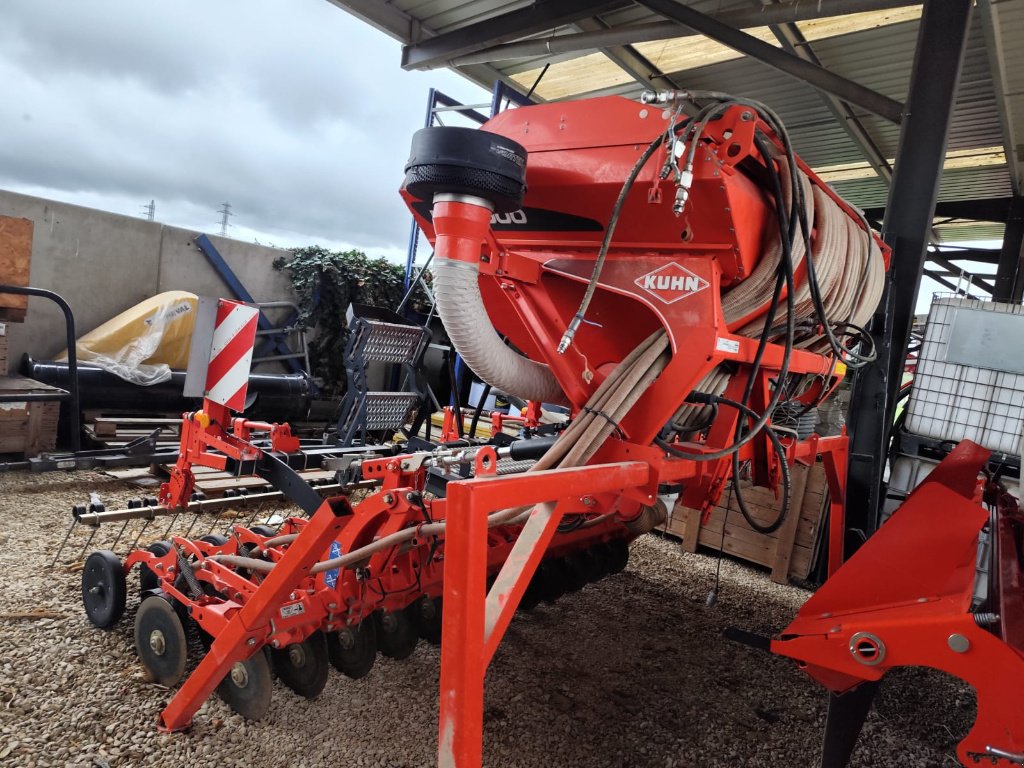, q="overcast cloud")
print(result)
[0,0,487,259]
